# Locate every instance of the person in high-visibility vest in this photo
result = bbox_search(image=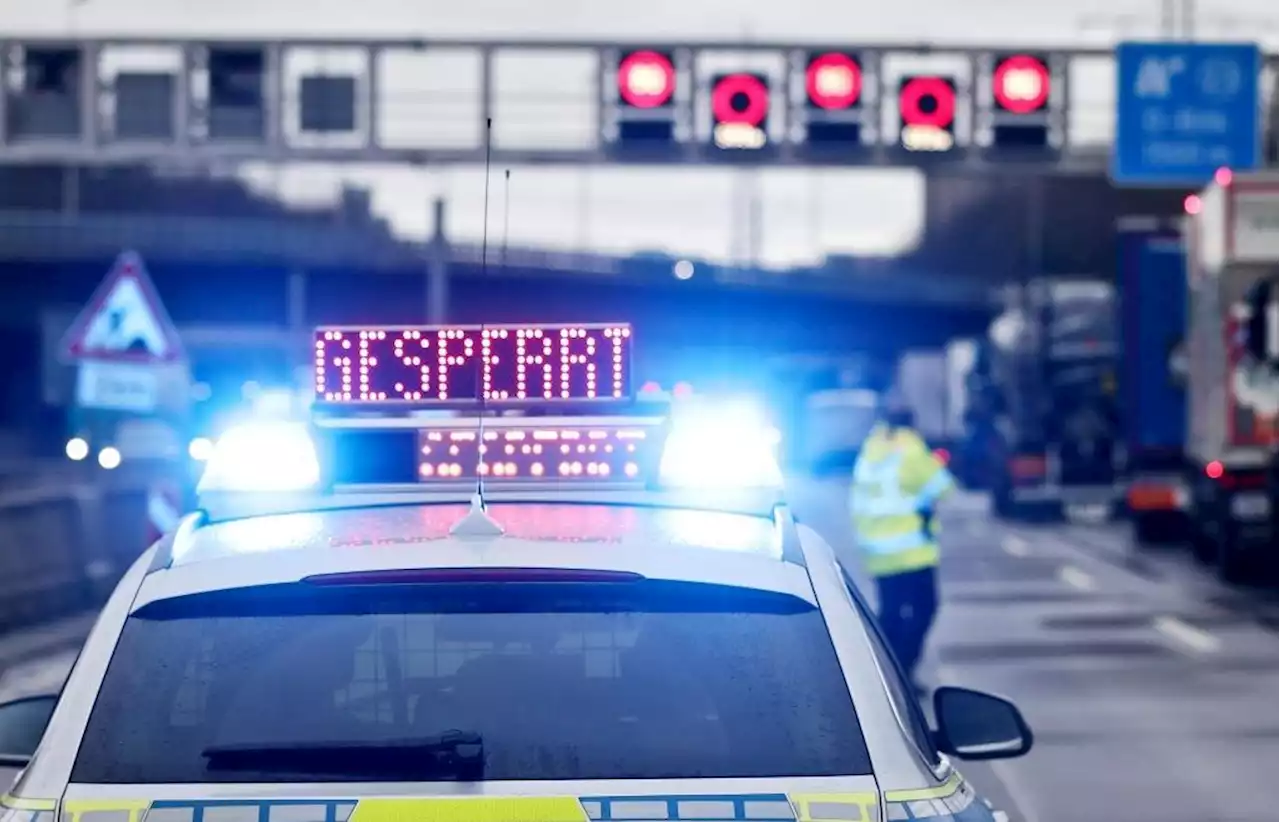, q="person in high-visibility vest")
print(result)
[850,401,954,693]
